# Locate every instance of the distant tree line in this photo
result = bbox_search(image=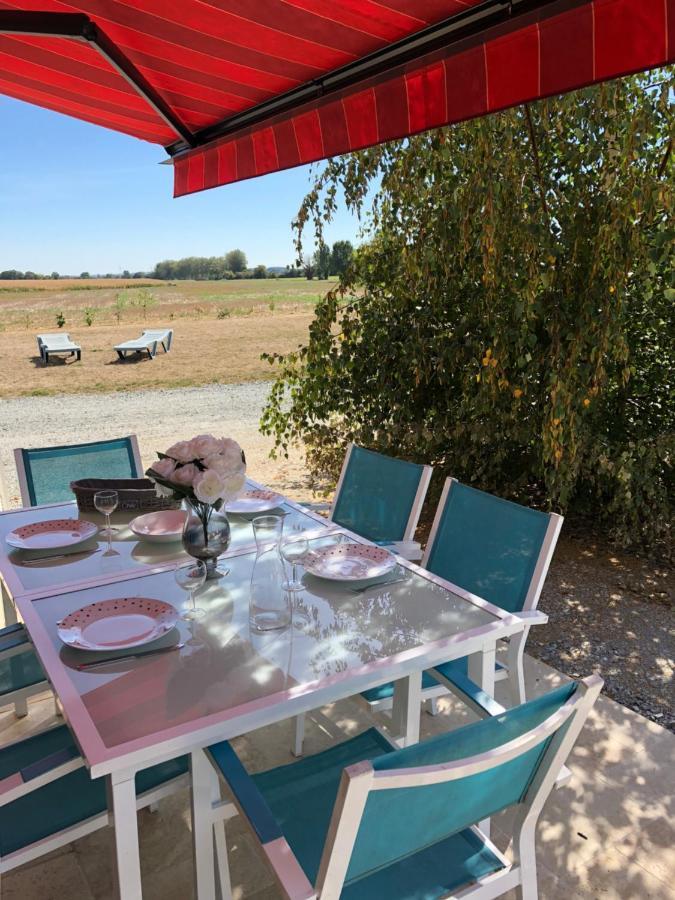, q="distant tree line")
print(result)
[1,241,355,283]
